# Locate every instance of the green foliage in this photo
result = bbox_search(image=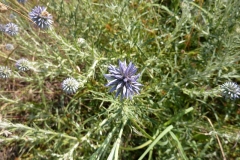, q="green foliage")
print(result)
[0,0,240,159]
